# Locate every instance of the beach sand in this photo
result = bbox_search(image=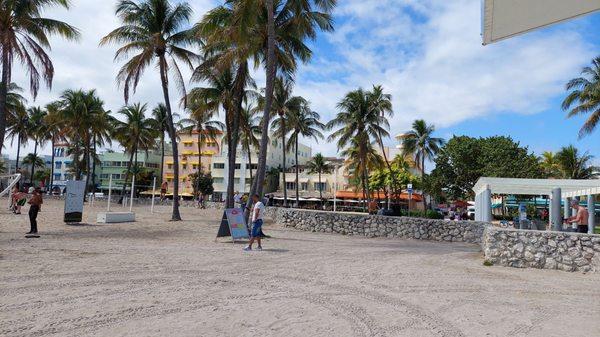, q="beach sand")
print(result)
[1,198,599,337]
